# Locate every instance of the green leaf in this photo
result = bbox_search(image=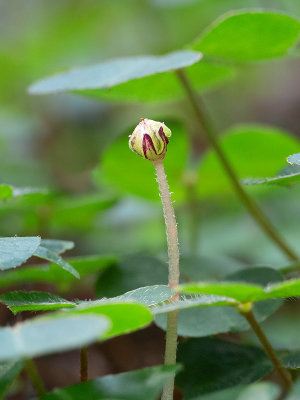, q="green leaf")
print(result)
[156,268,283,337]
[96,254,168,297]
[115,285,175,306]
[39,239,74,254]
[0,315,110,361]
[33,246,79,279]
[176,338,272,398]
[0,360,24,400]
[37,365,180,400]
[78,61,234,102]
[237,383,280,400]
[287,153,300,165]
[198,124,300,198]
[0,291,75,313]
[179,268,300,302]
[0,185,13,200]
[28,50,201,95]
[96,121,188,201]
[63,301,152,339]
[243,164,300,187]
[193,10,300,61]
[0,237,41,270]
[0,255,115,291]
